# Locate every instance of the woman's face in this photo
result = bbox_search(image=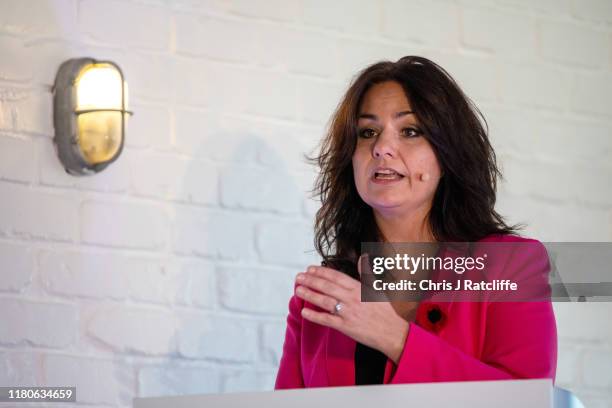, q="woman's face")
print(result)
[352,81,442,217]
